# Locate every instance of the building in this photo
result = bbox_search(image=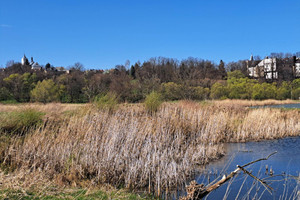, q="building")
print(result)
[55,66,70,73]
[247,55,300,81]
[21,54,28,65]
[21,54,42,70]
[20,55,73,74]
